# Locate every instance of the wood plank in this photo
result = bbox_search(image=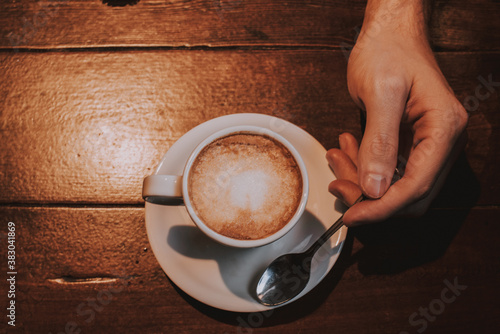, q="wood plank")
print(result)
[429,0,500,51]
[0,49,357,205]
[0,0,498,51]
[0,206,498,333]
[1,50,499,205]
